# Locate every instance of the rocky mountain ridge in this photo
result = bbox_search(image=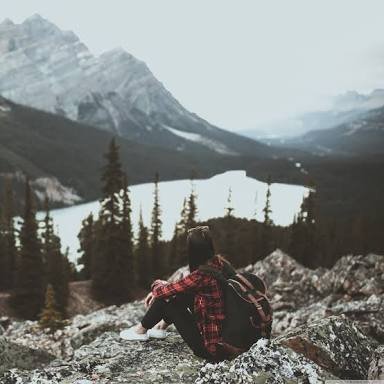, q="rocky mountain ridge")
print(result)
[1,250,383,383]
[0,14,272,157]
